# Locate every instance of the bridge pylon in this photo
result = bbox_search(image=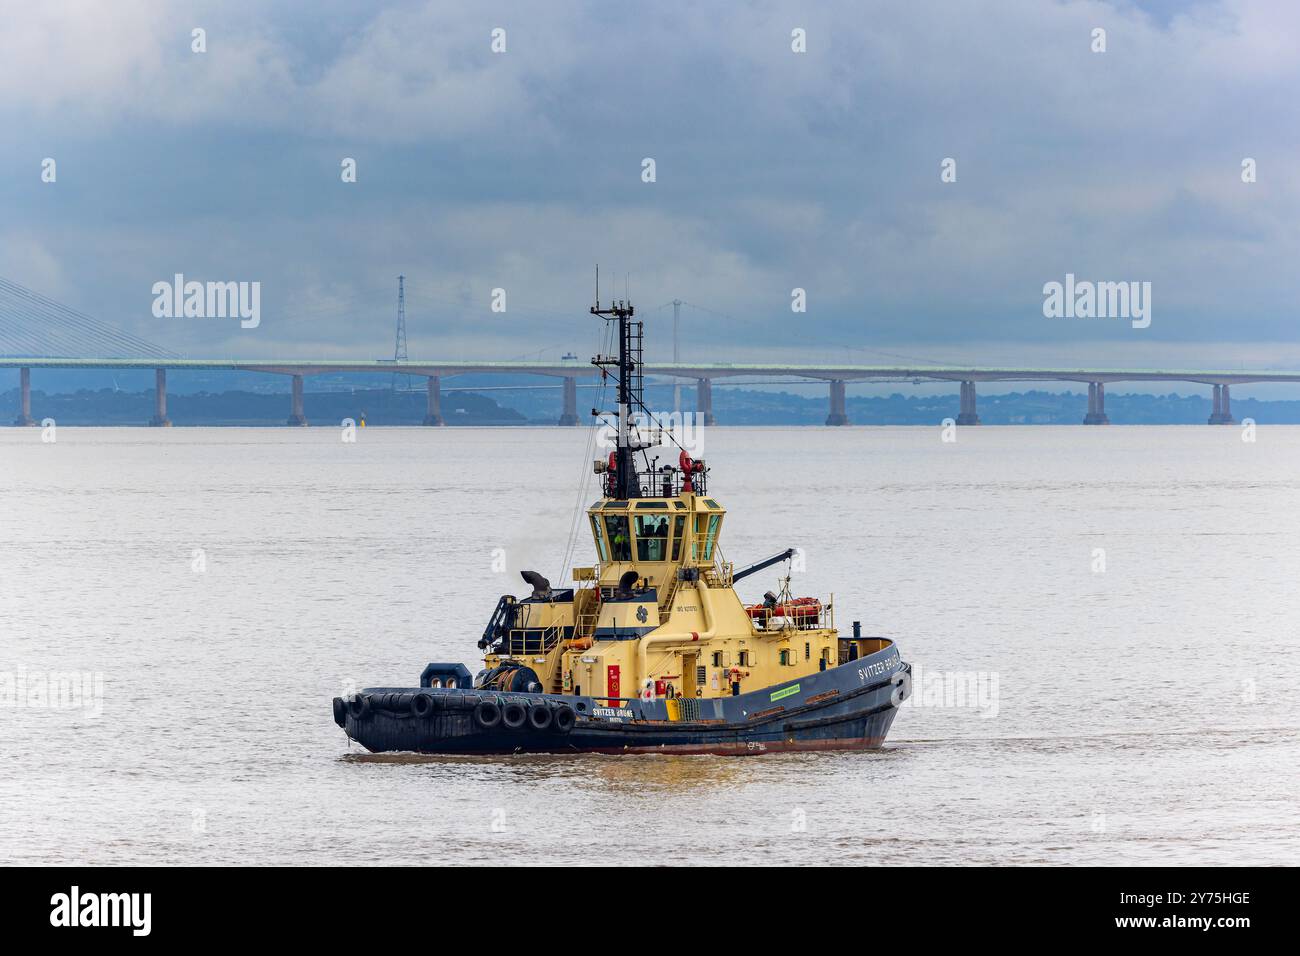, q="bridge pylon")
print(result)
[956,380,981,426]
[13,367,35,426]
[286,374,308,426]
[1083,382,1110,424]
[148,369,172,426]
